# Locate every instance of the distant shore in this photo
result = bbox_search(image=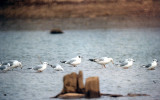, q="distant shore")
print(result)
[0,0,160,30]
[0,0,160,19]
